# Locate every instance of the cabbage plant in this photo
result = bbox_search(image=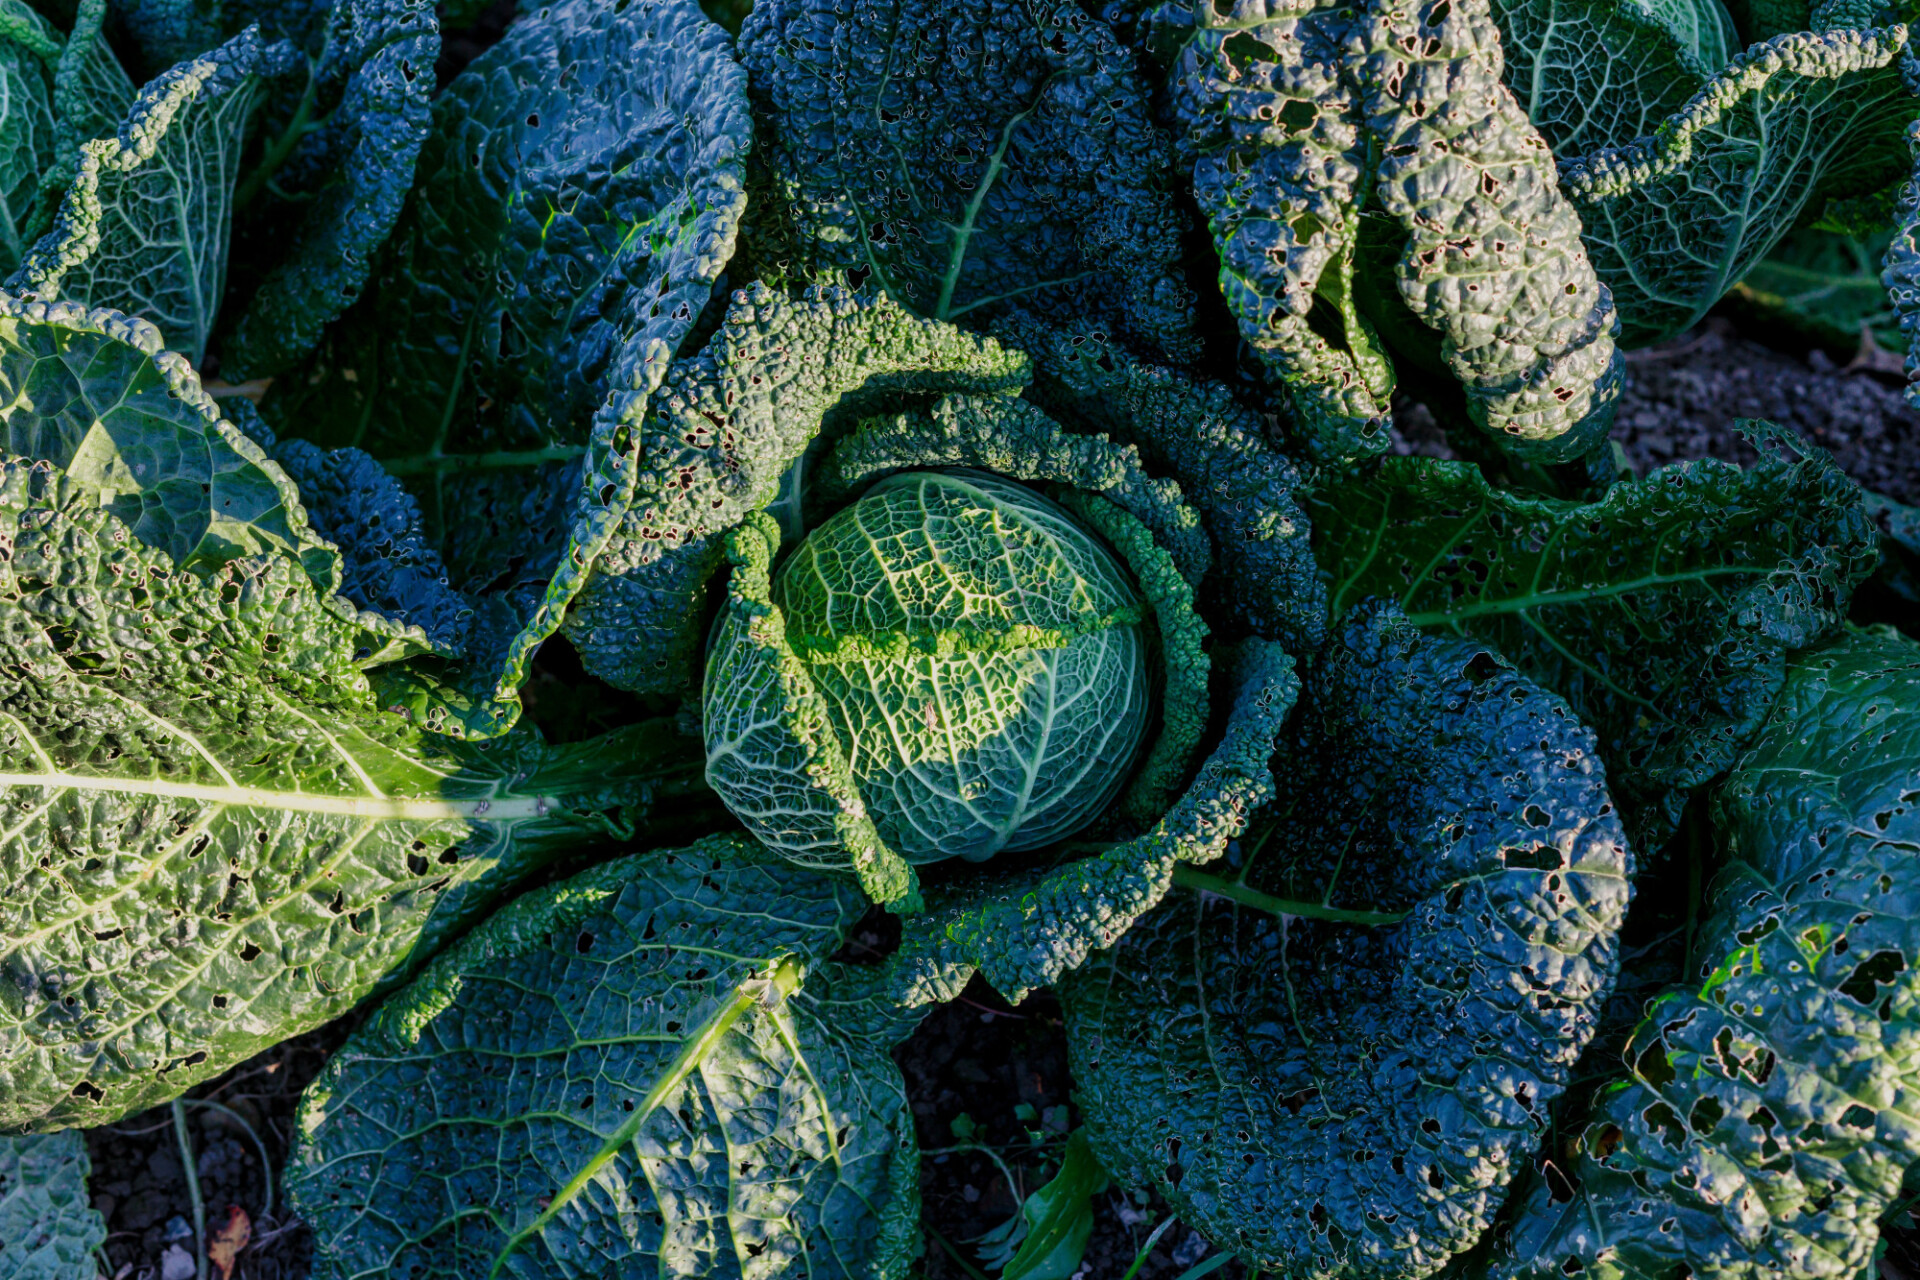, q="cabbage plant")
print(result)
[0,0,1913,1277]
